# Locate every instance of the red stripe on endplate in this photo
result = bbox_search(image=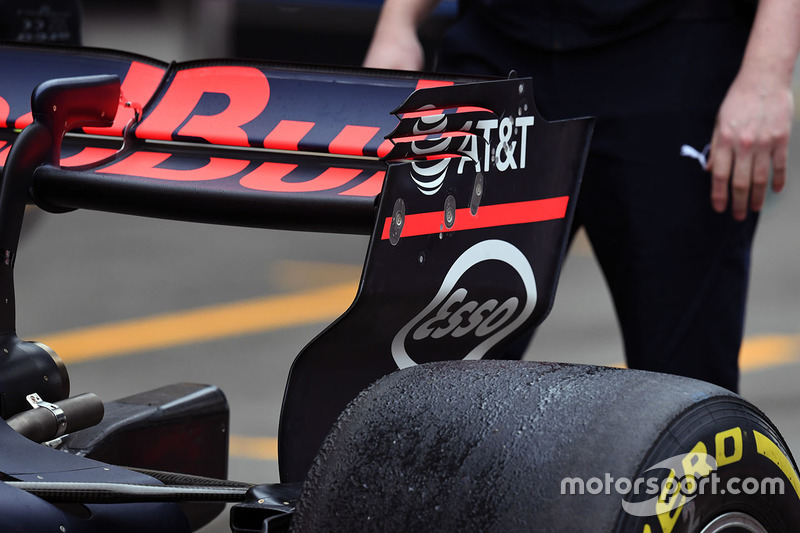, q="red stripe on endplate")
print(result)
[381,196,570,240]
